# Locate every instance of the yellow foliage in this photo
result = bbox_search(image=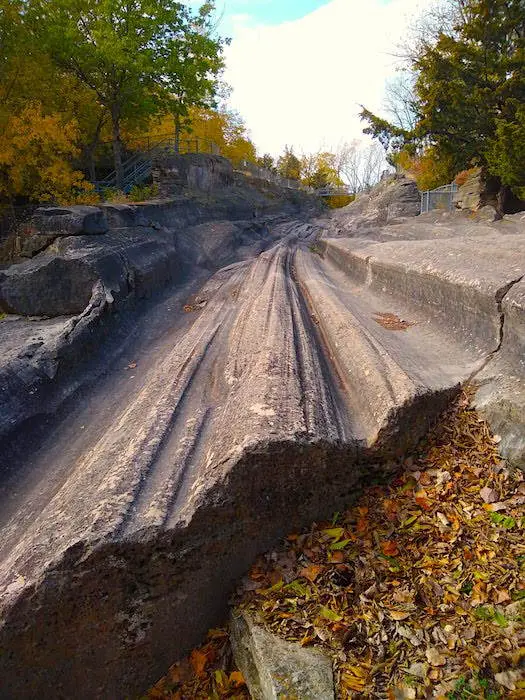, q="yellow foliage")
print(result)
[395,146,455,191]
[60,186,101,206]
[324,194,355,209]
[133,108,257,167]
[0,103,88,203]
